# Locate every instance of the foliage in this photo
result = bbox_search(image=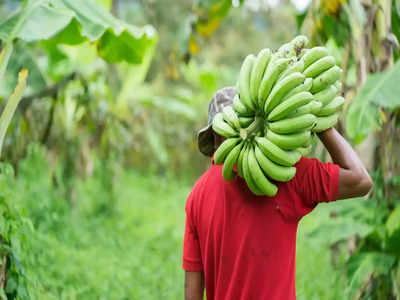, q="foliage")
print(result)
[0,163,31,299]
[300,0,400,144]
[0,69,27,155]
[0,0,157,63]
[186,0,245,56]
[0,0,157,97]
[14,144,189,299]
[345,60,400,144]
[0,1,159,298]
[1,0,398,298]
[0,144,348,299]
[298,2,400,296]
[304,171,400,299]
